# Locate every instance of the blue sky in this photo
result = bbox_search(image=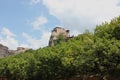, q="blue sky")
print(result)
[0,0,120,50]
